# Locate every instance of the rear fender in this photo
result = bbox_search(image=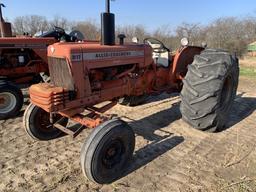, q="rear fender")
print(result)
[171,46,204,81]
